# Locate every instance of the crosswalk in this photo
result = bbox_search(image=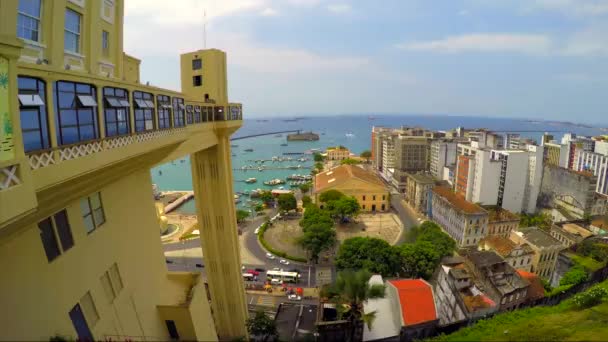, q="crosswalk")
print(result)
[256,295,276,307]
